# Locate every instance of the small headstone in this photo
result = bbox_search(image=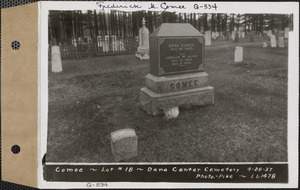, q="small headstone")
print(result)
[51,46,62,73]
[278,37,284,48]
[110,128,138,162]
[270,35,276,48]
[262,42,268,48]
[234,46,243,63]
[205,31,211,46]
[136,18,150,60]
[241,31,245,38]
[234,32,240,43]
[231,31,236,40]
[164,107,179,120]
[267,30,272,37]
[284,27,289,39]
[211,31,216,39]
